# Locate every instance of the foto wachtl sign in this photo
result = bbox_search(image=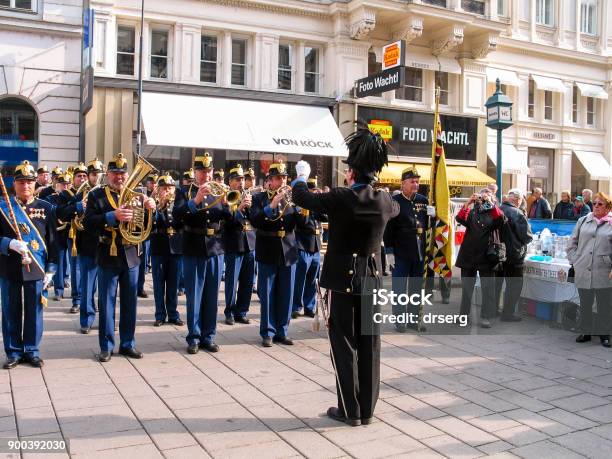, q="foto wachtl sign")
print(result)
[355,40,406,98]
